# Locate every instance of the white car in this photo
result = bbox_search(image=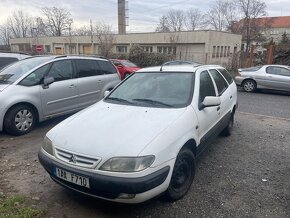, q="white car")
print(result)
[39,64,238,203]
